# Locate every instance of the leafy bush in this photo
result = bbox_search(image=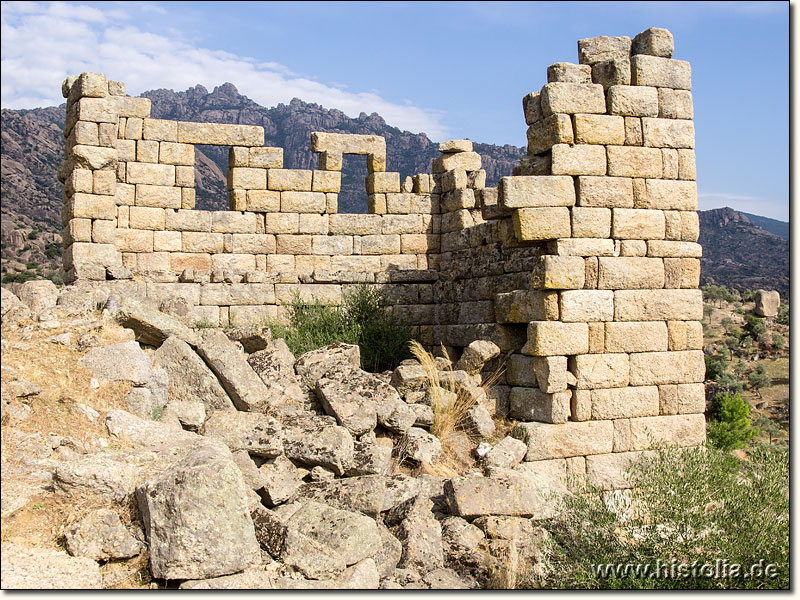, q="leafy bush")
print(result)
[776,304,789,325]
[540,443,788,589]
[744,314,766,338]
[707,392,757,450]
[271,283,415,372]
